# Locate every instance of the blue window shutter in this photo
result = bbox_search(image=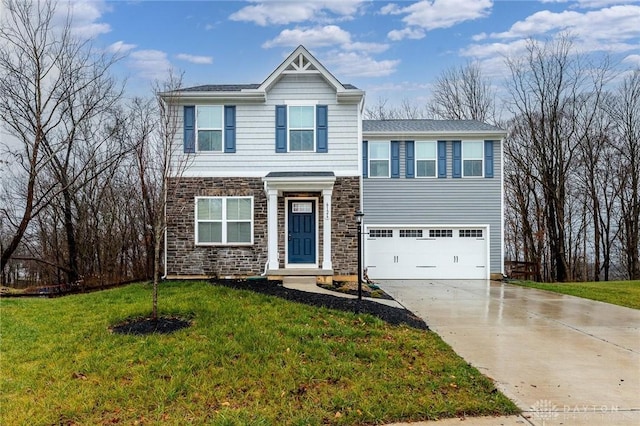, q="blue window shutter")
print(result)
[391,140,400,178]
[484,140,494,178]
[316,105,328,153]
[452,140,462,178]
[183,106,195,153]
[275,105,287,153]
[438,140,447,178]
[224,105,236,153]
[405,141,414,178]
[362,141,368,178]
